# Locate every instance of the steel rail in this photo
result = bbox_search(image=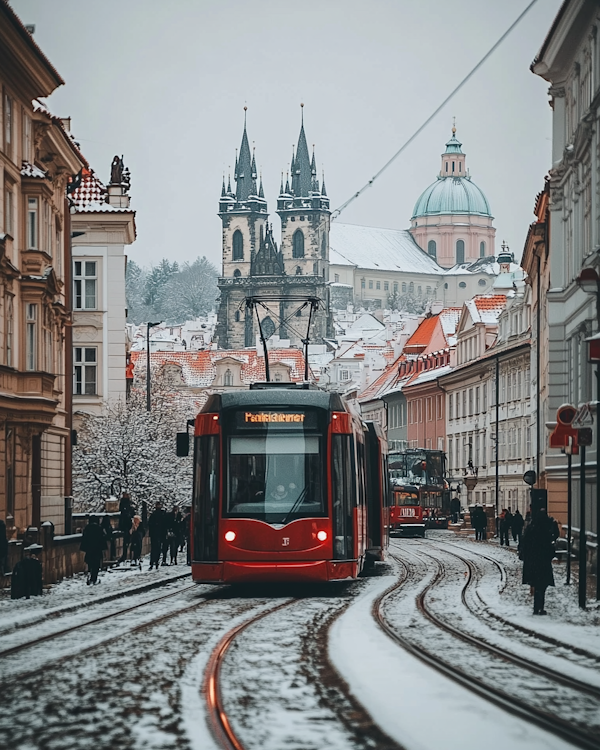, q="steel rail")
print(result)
[2,585,220,685]
[432,538,600,664]
[204,600,296,750]
[0,581,197,659]
[0,570,192,639]
[379,547,599,750]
